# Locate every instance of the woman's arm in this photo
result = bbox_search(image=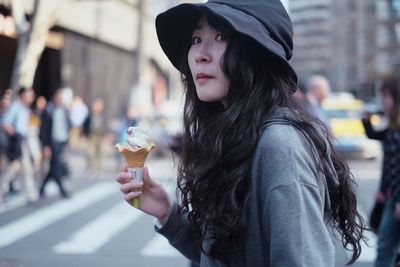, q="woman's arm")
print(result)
[115,167,201,263]
[155,204,201,263]
[361,115,387,140]
[256,124,335,266]
[264,183,334,267]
